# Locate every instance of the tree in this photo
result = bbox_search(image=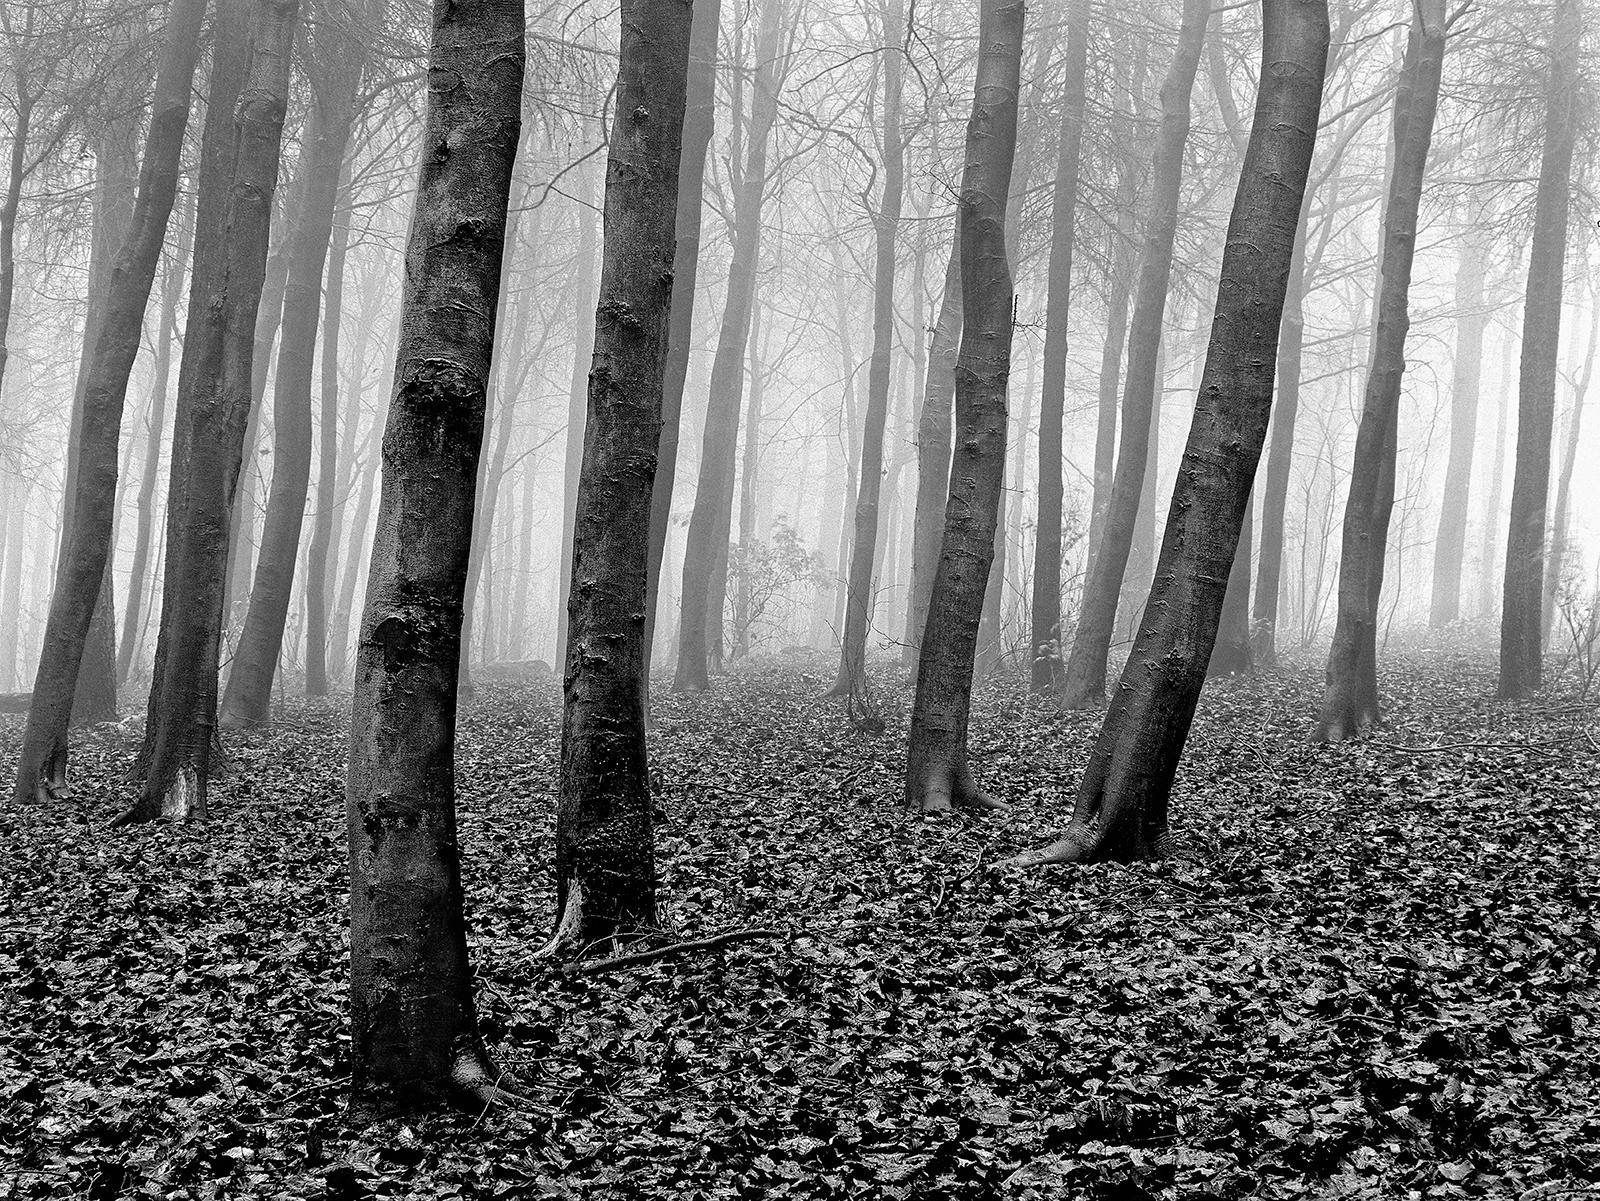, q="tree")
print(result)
[11,0,206,805]
[902,0,1023,814]
[345,0,525,1105]
[547,0,690,950]
[119,0,300,824]
[1029,0,1088,692]
[1058,0,1210,710]
[1316,0,1447,742]
[1499,0,1581,699]
[1011,0,1329,866]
